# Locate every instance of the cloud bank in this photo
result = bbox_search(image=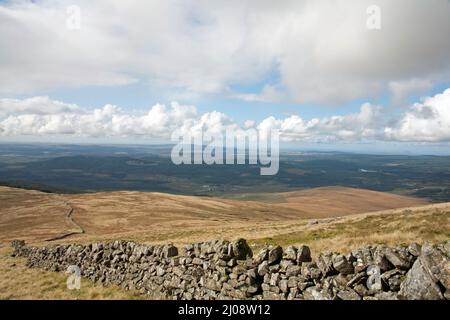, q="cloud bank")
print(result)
[1,89,449,143]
